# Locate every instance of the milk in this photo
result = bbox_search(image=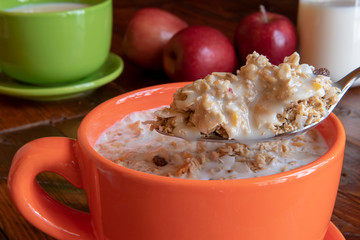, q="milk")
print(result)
[297,0,360,81]
[5,2,89,13]
[95,108,329,180]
